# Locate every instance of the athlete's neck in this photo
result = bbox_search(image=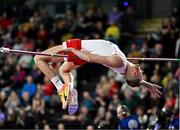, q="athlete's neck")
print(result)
[123,61,130,76]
